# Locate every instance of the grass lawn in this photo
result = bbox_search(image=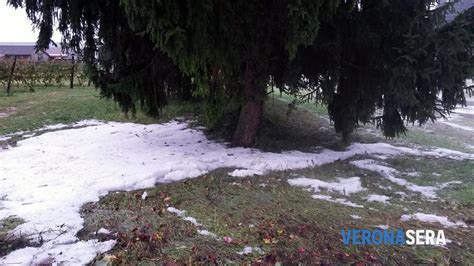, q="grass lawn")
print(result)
[0,86,200,136]
[1,85,473,264]
[0,217,27,257]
